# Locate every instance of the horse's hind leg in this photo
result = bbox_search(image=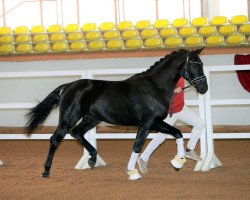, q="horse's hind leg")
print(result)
[70,115,101,168]
[42,127,67,178]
